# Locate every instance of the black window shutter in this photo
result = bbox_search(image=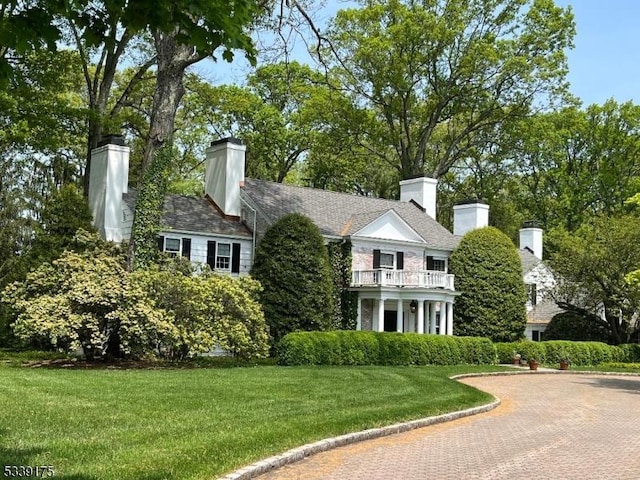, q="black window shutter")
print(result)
[157,235,165,251]
[206,241,216,269]
[231,243,241,274]
[373,249,381,269]
[396,252,404,270]
[427,256,434,270]
[182,238,191,260]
